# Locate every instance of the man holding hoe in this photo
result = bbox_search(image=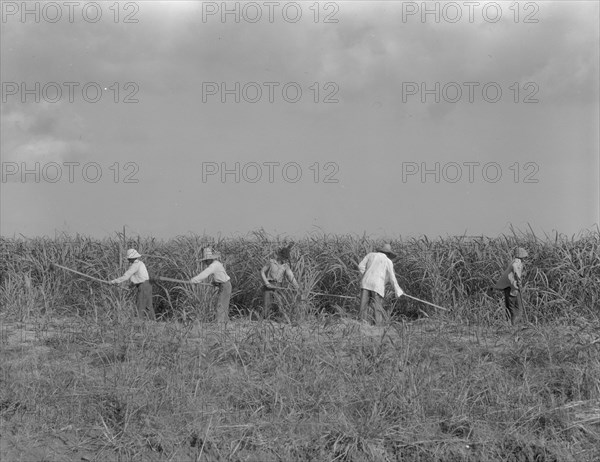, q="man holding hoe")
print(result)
[110,248,156,321]
[494,247,529,325]
[189,247,232,323]
[358,243,404,325]
[261,243,300,320]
